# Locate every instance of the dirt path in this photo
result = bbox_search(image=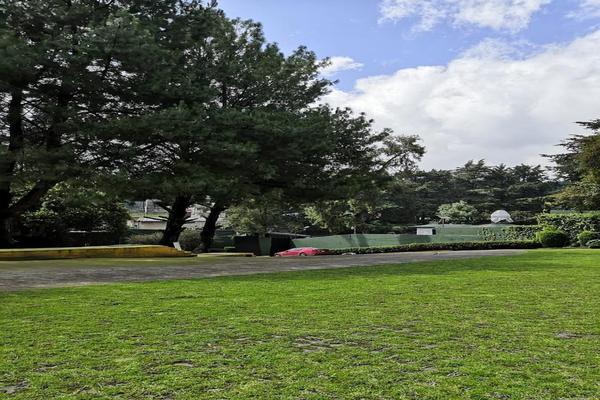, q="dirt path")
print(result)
[0,249,525,291]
